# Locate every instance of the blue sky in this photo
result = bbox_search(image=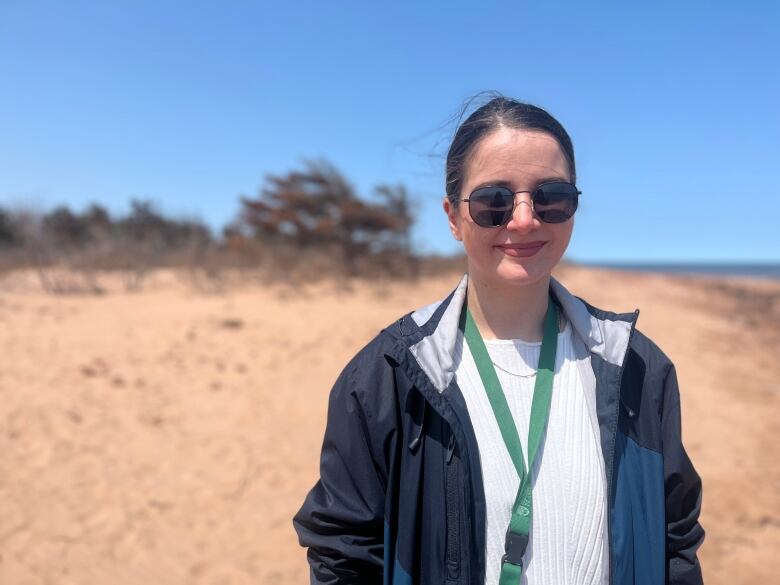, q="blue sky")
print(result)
[1,1,778,262]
